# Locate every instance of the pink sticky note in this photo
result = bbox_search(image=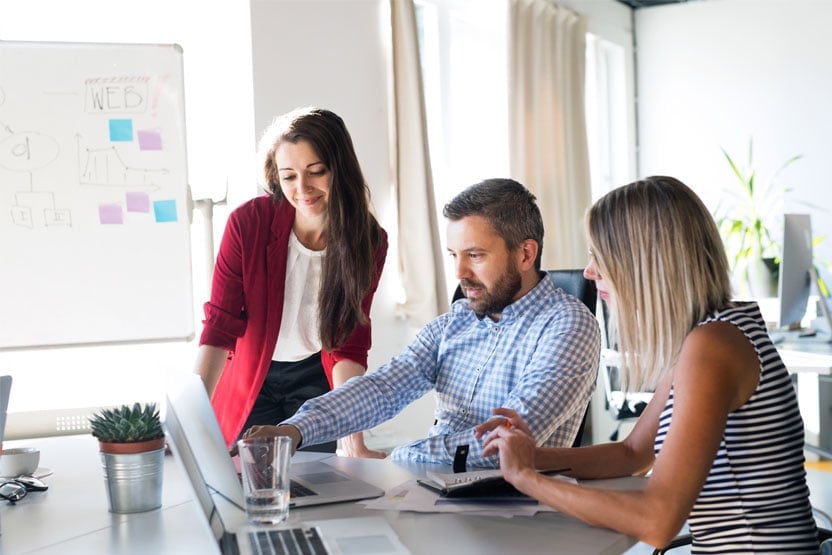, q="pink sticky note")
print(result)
[126,191,151,213]
[99,203,124,224]
[137,129,162,151]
